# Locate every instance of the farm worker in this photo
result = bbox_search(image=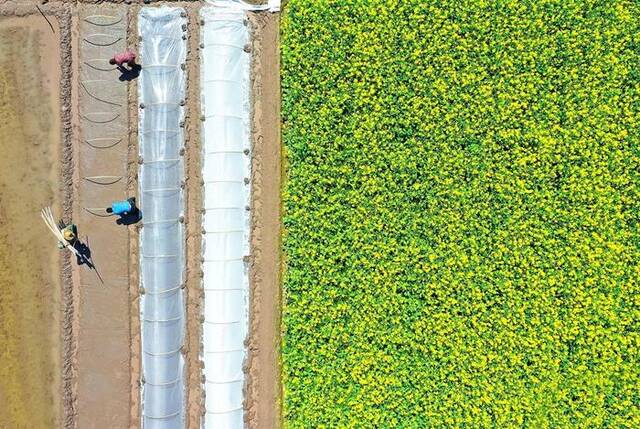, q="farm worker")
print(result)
[57,223,77,249]
[107,197,138,216]
[109,48,137,68]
